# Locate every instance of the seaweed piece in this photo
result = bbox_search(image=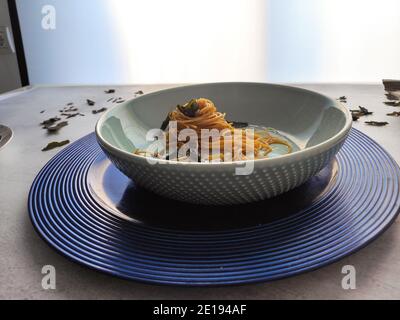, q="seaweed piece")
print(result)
[67,102,74,106]
[350,106,373,116]
[160,113,171,130]
[105,89,115,94]
[107,97,114,102]
[40,110,45,114]
[365,121,389,127]
[47,121,68,132]
[135,90,144,95]
[60,105,78,113]
[87,99,96,106]
[385,93,399,101]
[92,108,107,114]
[350,106,373,121]
[387,112,400,117]
[337,96,347,103]
[42,140,70,151]
[230,121,249,128]
[177,99,199,117]
[62,112,84,119]
[384,101,400,107]
[41,117,61,129]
